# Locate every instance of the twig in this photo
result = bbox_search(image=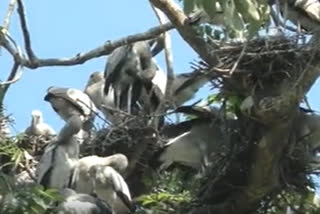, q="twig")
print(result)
[2,0,17,32]
[150,3,175,127]
[229,43,247,75]
[0,62,23,87]
[16,0,37,61]
[1,22,174,69]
